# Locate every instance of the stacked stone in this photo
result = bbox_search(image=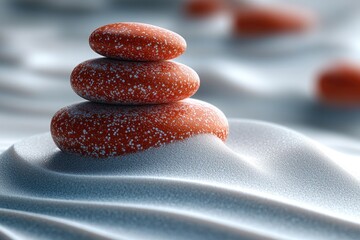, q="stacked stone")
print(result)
[51,22,229,158]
